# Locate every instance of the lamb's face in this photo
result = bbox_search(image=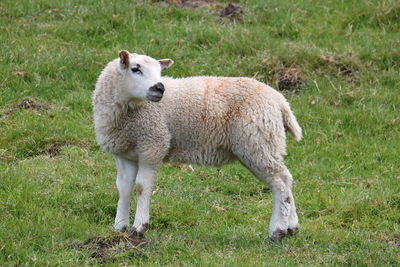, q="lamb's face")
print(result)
[118,50,173,102]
